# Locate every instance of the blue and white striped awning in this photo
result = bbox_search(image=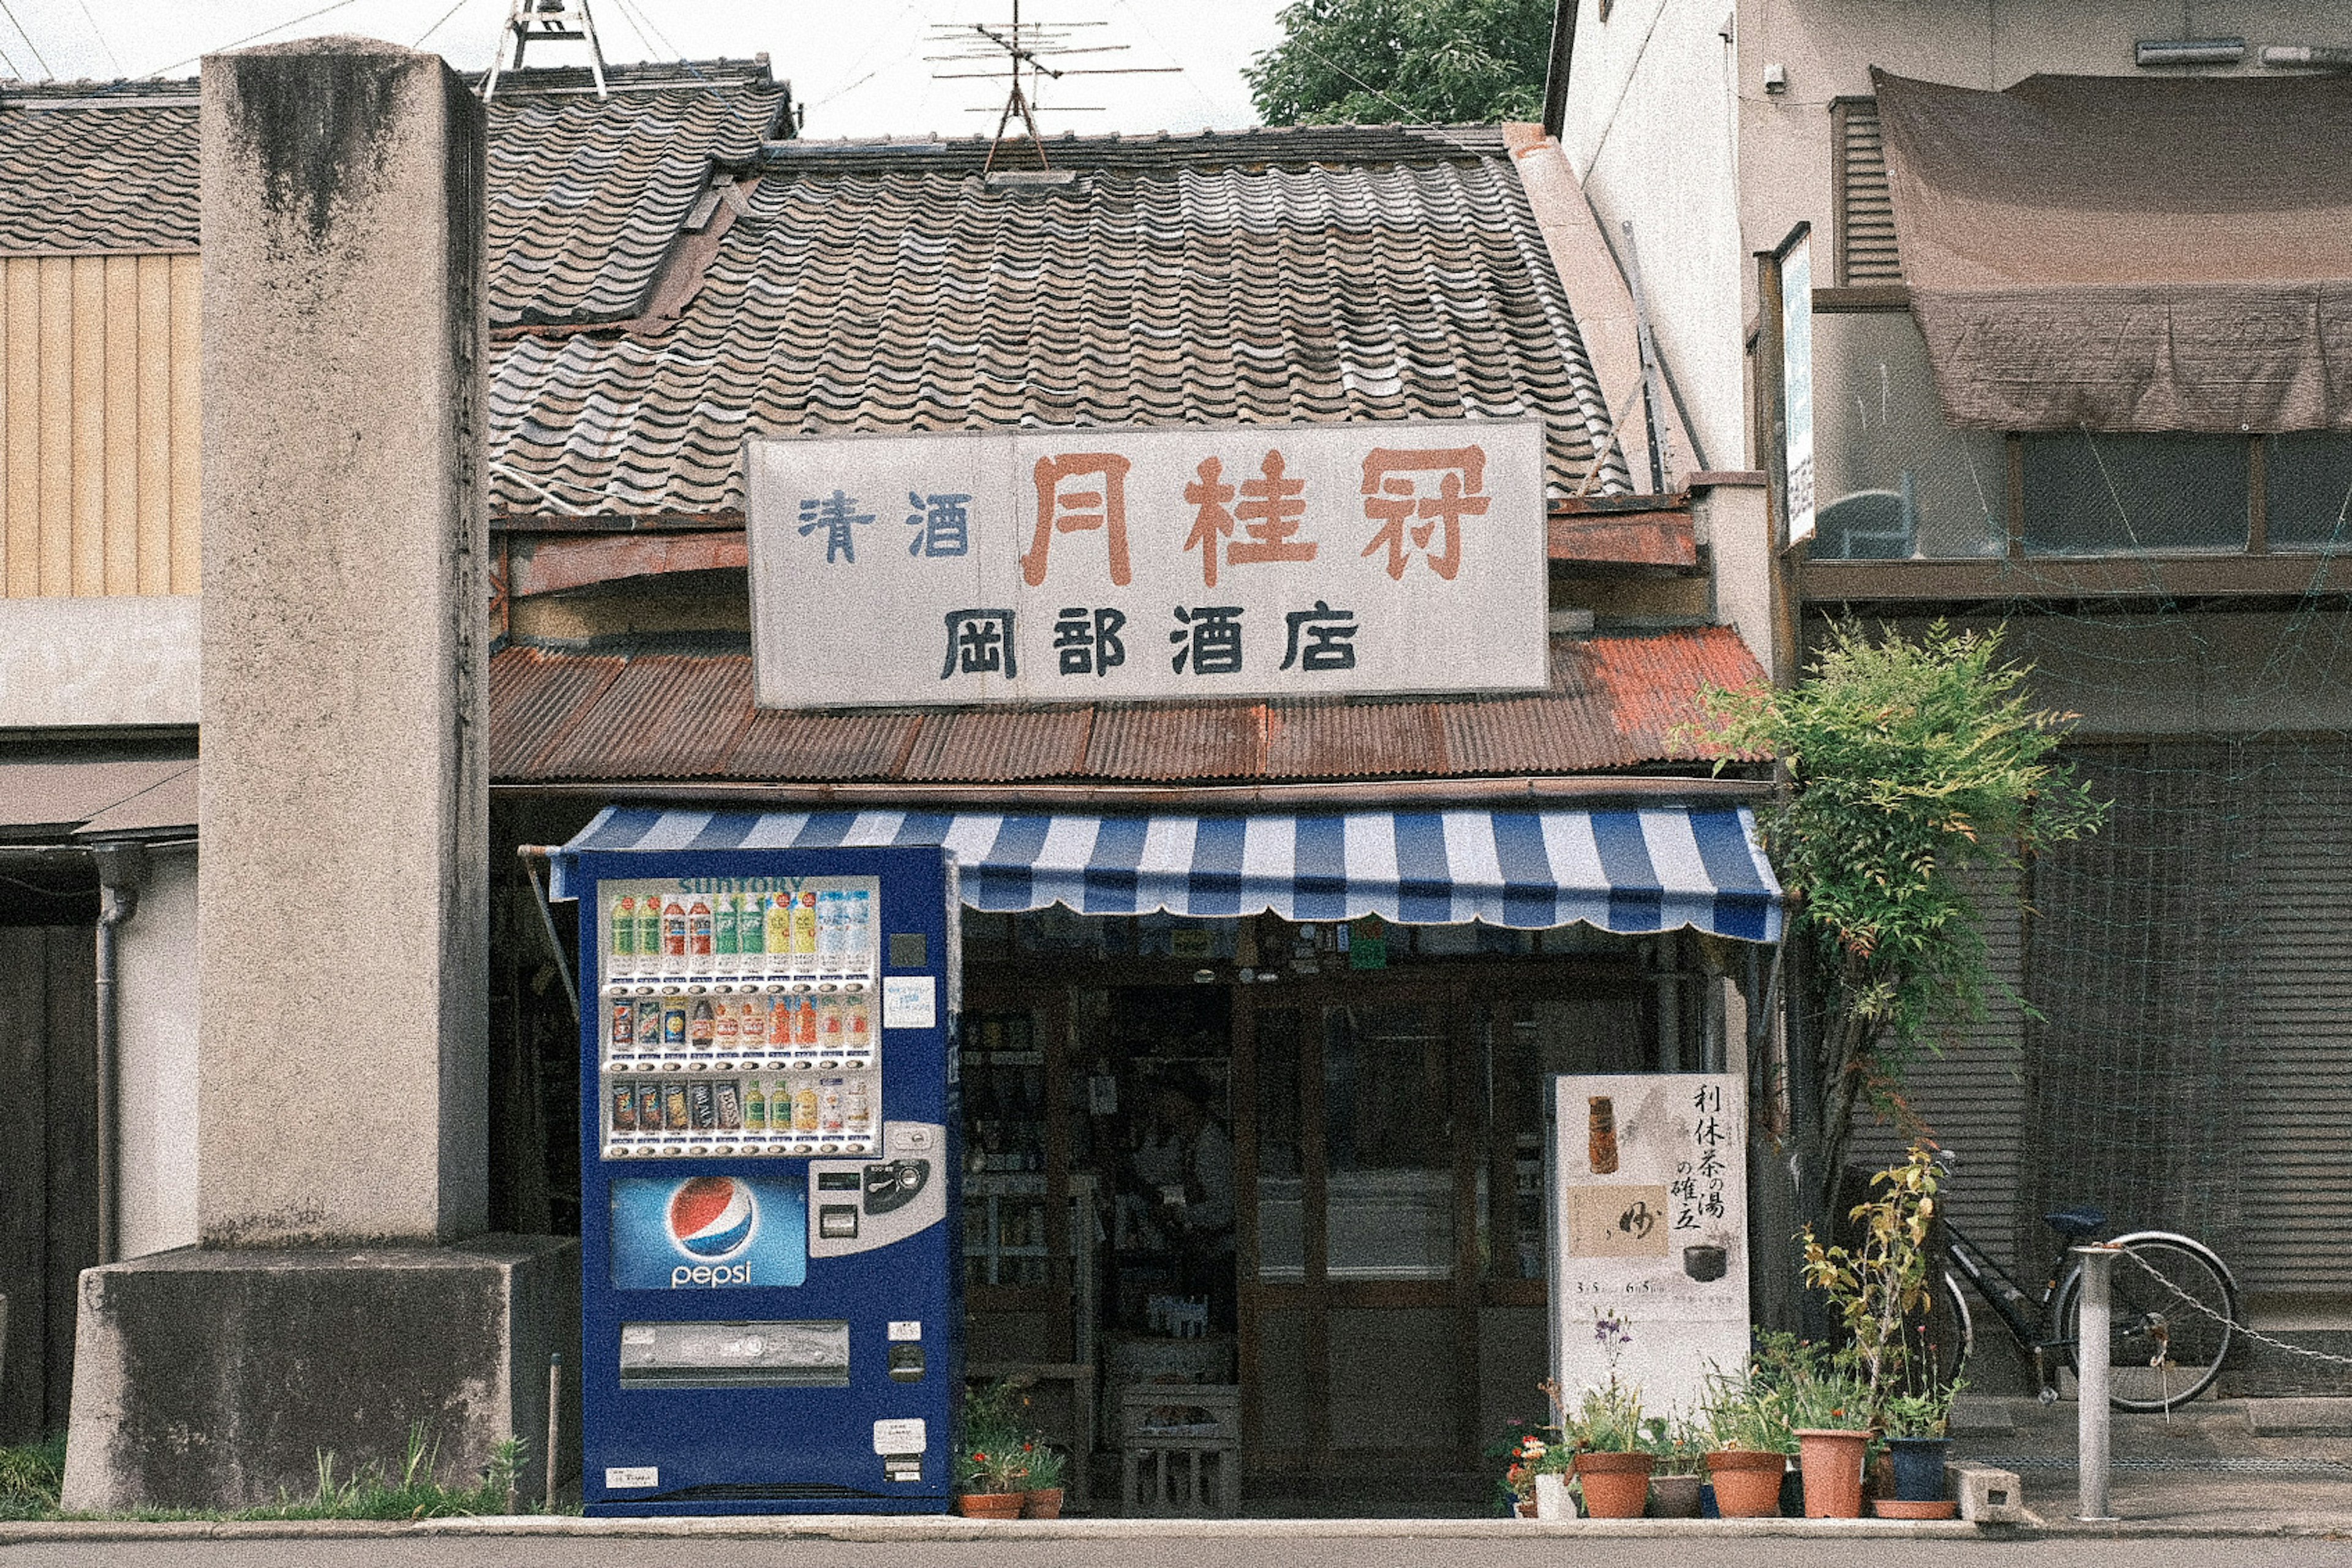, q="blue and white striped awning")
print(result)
[554,804,1784,943]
